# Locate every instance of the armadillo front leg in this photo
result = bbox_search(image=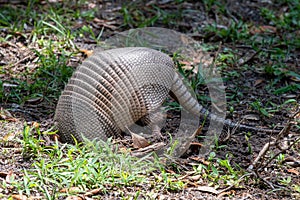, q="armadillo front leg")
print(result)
[132,111,166,139]
[148,111,166,139]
